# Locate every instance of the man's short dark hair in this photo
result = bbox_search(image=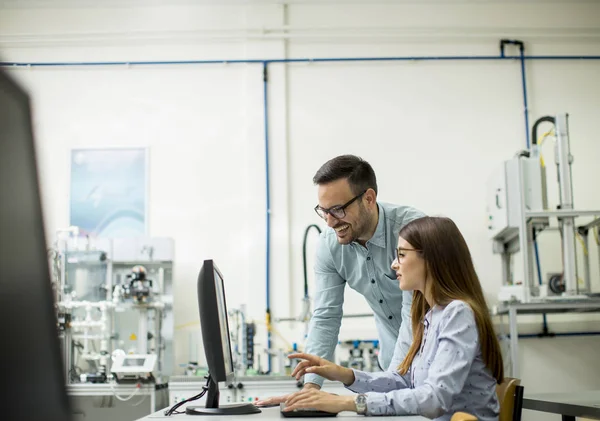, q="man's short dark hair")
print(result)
[313,155,378,195]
